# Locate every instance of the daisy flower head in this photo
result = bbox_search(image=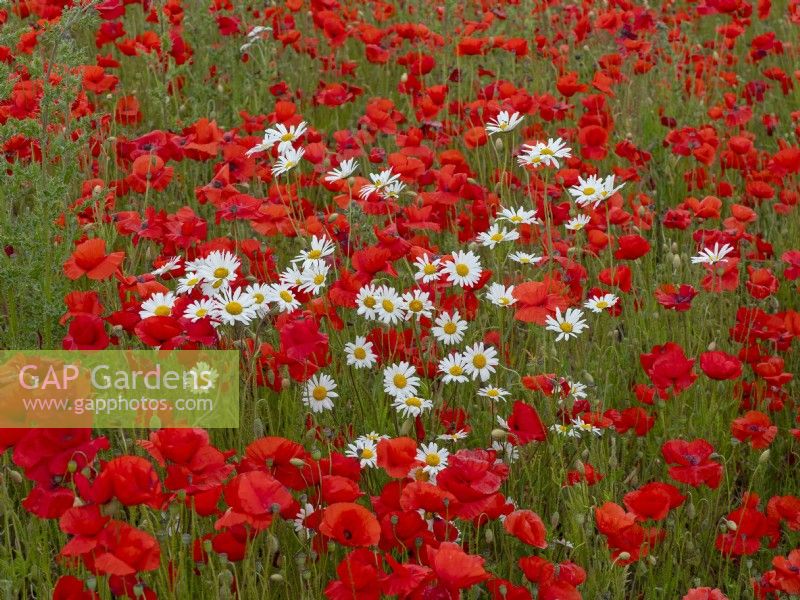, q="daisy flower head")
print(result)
[568,174,604,207]
[265,283,301,313]
[380,179,406,201]
[550,422,574,437]
[401,289,434,321]
[359,168,400,199]
[245,283,271,317]
[344,336,377,369]
[431,311,468,345]
[279,264,306,288]
[517,143,547,169]
[492,440,519,463]
[416,442,449,475]
[509,251,543,265]
[383,361,420,399]
[294,503,316,538]
[392,395,433,419]
[302,372,338,413]
[252,120,308,155]
[478,385,510,402]
[438,430,469,442]
[357,432,388,444]
[272,146,305,177]
[570,417,603,437]
[198,250,240,294]
[486,282,517,307]
[438,353,470,384]
[183,299,215,323]
[463,342,499,382]
[443,250,483,288]
[211,286,257,326]
[296,235,335,267]
[691,242,735,265]
[486,111,524,135]
[355,283,381,320]
[414,254,442,283]
[566,380,588,400]
[593,174,625,207]
[497,206,540,226]
[537,137,572,167]
[345,439,378,468]
[139,292,177,320]
[565,214,592,232]
[151,256,182,277]
[324,158,358,183]
[375,285,405,325]
[584,293,618,313]
[298,261,330,295]
[477,224,520,249]
[545,307,588,341]
[176,272,202,295]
